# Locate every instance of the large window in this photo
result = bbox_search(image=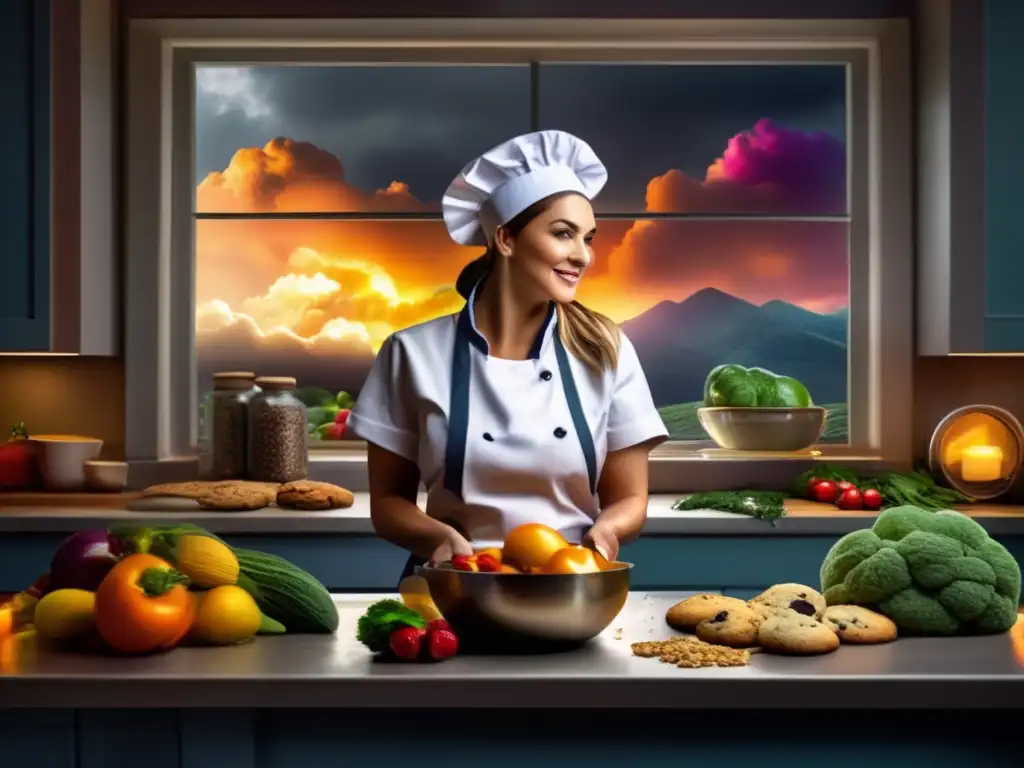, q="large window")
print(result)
[126,19,912,490]
[194,62,850,445]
